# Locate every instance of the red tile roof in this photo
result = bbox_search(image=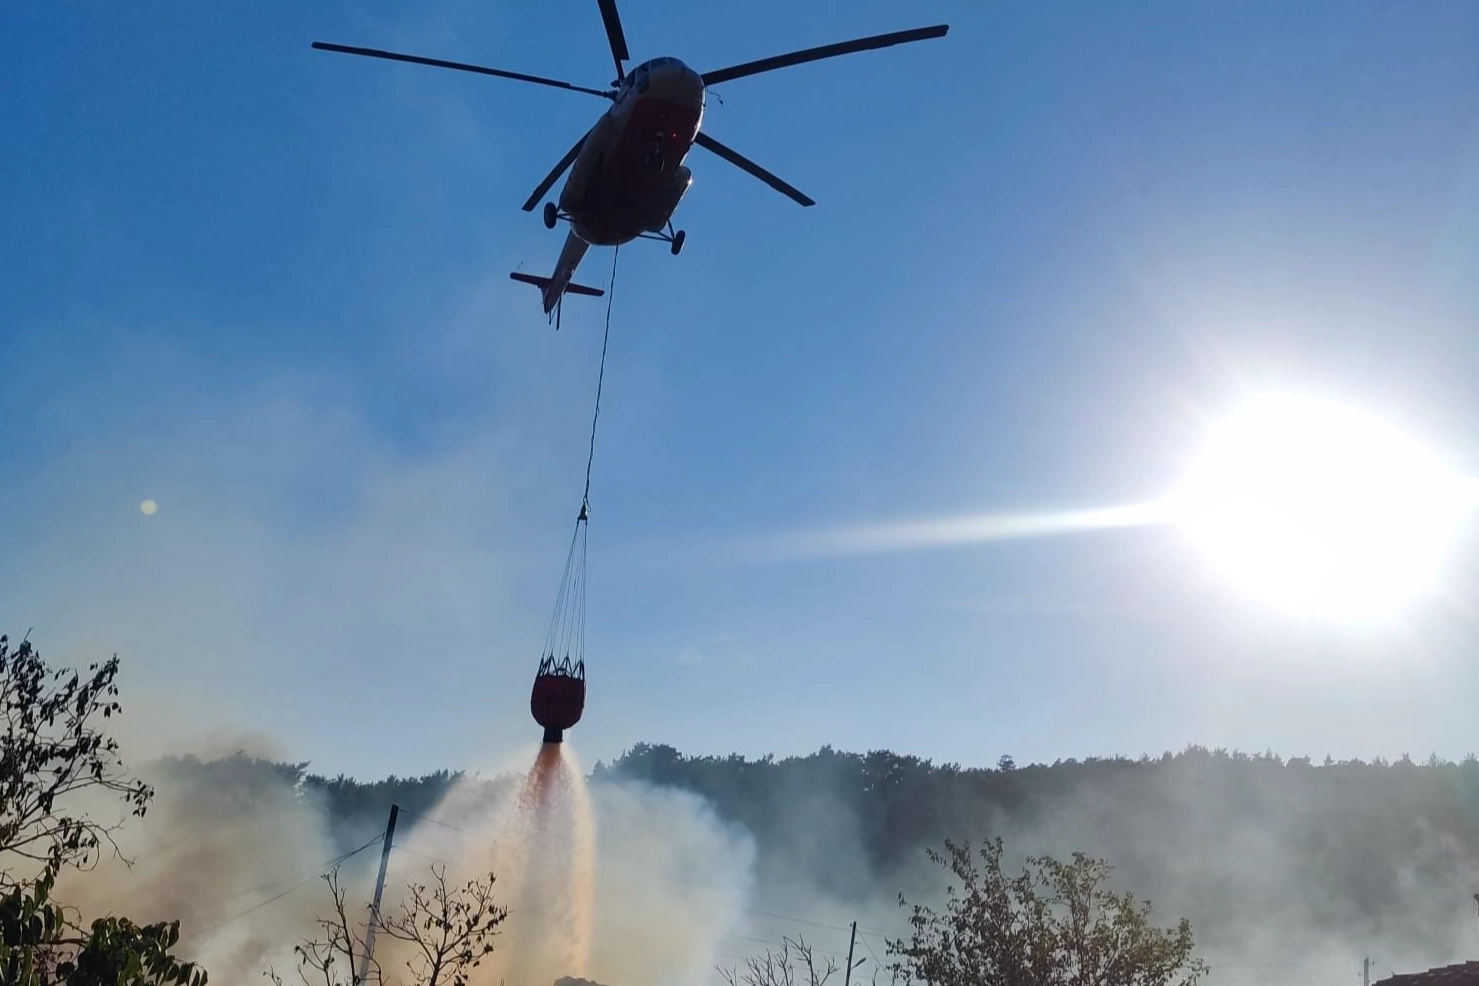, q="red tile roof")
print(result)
[1377,962,1479,985]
